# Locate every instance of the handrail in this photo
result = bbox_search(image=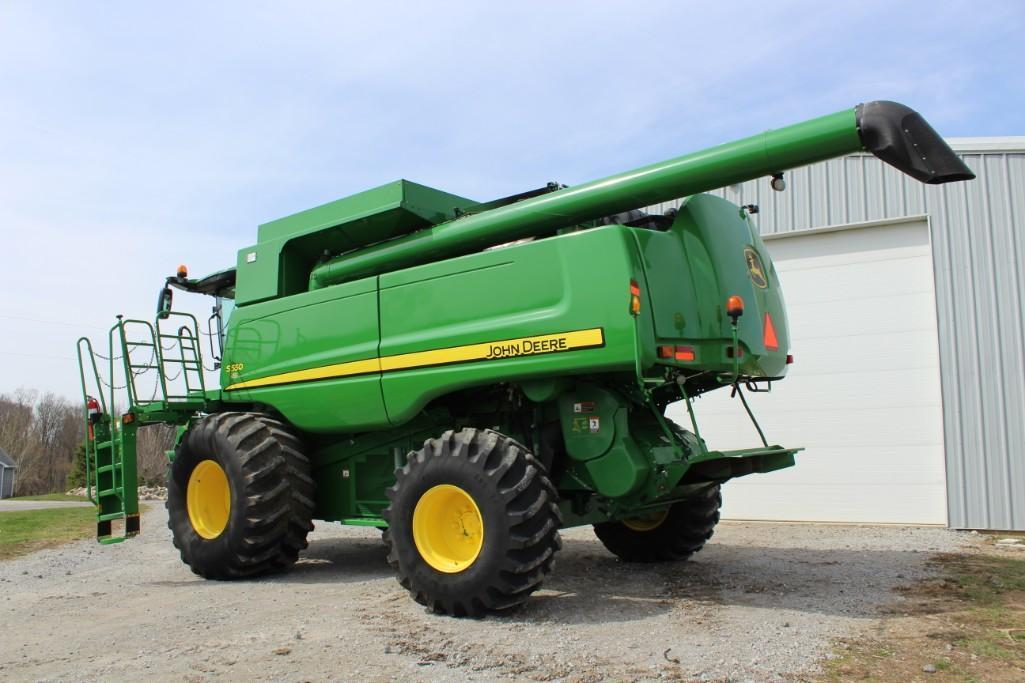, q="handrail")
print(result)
[111,318,132,409]
[156,312,206,400]
[75,337,107,414]
[75,337,105,505]
[114,317,162,407]
[78,312,209,426]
